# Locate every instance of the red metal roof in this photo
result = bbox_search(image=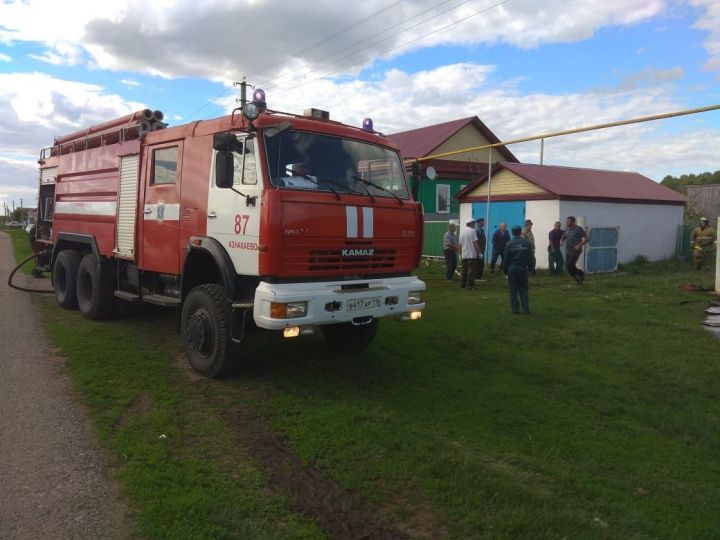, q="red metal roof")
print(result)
[457,162,687,205]
[388,116,519,163]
